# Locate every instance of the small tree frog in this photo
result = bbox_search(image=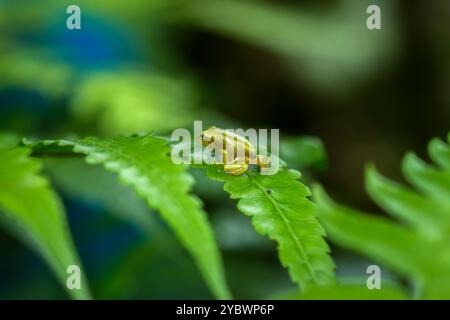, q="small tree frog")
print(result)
[200,126,271,176]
